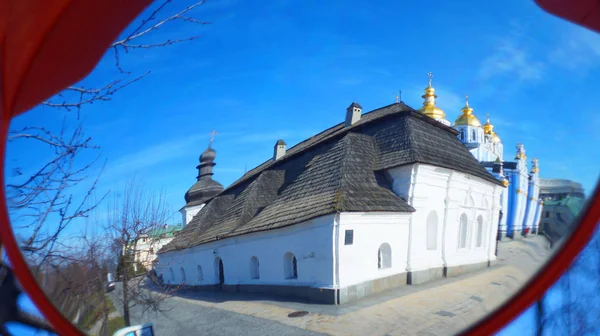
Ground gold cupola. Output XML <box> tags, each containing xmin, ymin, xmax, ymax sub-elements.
<box><xmin>418</xmin><ymin>72</ymin><xmax>447</xmax><ymax>120</ymax></box>
<box><xmin>454</xmin><ymin>95</ymin><xmax>482</xmax><ymax>127</ymax></box>
<box><xmin>491</xmin><ymin>131</ymin><xmax>501</xmax><ymax>143</ymax></box>
<box><xmin>483</xmin><ymin>114</ymin><xmax>501</xmax><ymax>143</ymax></box>
<box><xmin>483</xmin><ymin>115</ymin><xmax>494</xmax><ymax>134</ymax></box>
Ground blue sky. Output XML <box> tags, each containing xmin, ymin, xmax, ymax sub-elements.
<box><xmin>3</xmin><ymin>0</ymin><xmax>600</xmax><ymax>333</ymax></box>
<box><xmin>6</xmin><ymin>0</ymin><xmax>600</xmax><ymax>233</ymax></box>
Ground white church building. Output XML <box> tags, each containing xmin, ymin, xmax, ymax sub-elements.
<box><xmin>155</xmin><ymin>76</ymin><xmax>506</xmax><ymax>305</ymax></box>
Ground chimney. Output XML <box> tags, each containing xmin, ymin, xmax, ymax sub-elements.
<box><xmin>274</xmin><ymin>139</ymin><xmax>286</xmax><ymax>161</ymax></box>
<box><xmin>345</xmin><ymin>102</ymin><xmax>362</xmax><ymax>127</ymax></box>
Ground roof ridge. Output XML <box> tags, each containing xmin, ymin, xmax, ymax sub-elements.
<box><xmin>226</xmin><ymin>103</ymin><xmax>414</xmax><ymax>191</ymax></box>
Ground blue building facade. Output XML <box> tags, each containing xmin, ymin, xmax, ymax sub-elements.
<box><xmin>417</xmin><ymin>75</ymin><xmax>543</xmax><ymax>239</ymax></box>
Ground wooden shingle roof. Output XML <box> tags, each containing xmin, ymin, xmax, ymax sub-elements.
<box><xmin>160</xmin><ymin>102</ymin><xmax>503</xmax><ymax>253</ymax></box>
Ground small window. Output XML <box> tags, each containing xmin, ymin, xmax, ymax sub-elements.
<box><xmin>476</xmin><ymin>216</ymin><xmax>484</xmax><ymax>248</ymax></box>
<box><xmin>377</xmin><ymin>243</ymin><xmax>392</xmax><ymax>269</ymax></box>
<box><xmin>197</xmin><ymin>265</ymin><xmax>204</xmax><ymax>281</ymax></box>
<box><xmin>460</xmin><ymin>130</ymin><xmax>465</xmax><ymax>141</ymax></box>
<box><xmin>344</xmin><ymin>230</ymin><xmax>354</xmax><ymax>245</ymax></box>
<box><xmin>284</xmin><ymin>253</ymin><xmax>298</xmax><ymax>279</ymax></box>
<box><xmin>180</xmin><ymin>267</ymin><xmax>186</xmax><ymax>283</ymax></box>
<box><xmin>250</xmin><ymin>256</ymin><xmax>260</xmax><ymax>279</ymax></box>
<box><xmin>426</xmin><ymin>212</ymin><xmax>438</xmax><ymax>250</ymax></box>
<box><xmin>458</xmin><ymin>214</ymin><xmax>468</xmax><ymax>249</ymax></box>
<box><xmin>472</xmin><ymin>130</ymin><xmax>476</xmax><ymax>141</ymax></box>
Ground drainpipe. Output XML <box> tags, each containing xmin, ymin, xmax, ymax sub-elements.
<box><xmin>441</xmin><ymin>171</ymin><xmax>454</xmax><ymax>274</ymax></box>
<box><xmin>333</xmin><ymin>213</ymin><xmax>341</xmax><ymax>304</ymax></box>
<box><xmin>406</xmin><ymin>164</ymin><xmax>420</xmax><ymax>273</ymax></box>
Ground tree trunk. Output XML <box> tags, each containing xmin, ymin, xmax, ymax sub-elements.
<box><xmin>122</xmin><ymin>259</ymin><xmax>131</xmax><ymax>326</ymax></box>
<box><xmin>536</xmin><ymin>297</ymin><xmax>545</xmax><ymax>336</ymax></box>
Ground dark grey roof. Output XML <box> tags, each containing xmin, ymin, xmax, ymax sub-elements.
<box><xmin>275</xmin><ymin>139</ymin><xmax>286</xmax><ymax>146</ymax></box>
<box><xmin>160</xmin><ymin>102</ymin><xmax>503</xmax><ymax>253</ymax></box>
<box><xmin>348</xmin><ymin>102</ymin><xmax>362</xmax><ymax>109</ymax></box>
<box><xmin>184</xmin><ymin>178</ymin><xmax>224</xmax><ymax>207</ymax></box>
<box><xmin>503</xmin><ymin>162</ymin><xmax>518</xmax><ymax>170</ymax></box>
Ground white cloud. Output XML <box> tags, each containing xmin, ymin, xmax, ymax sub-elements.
<box><xmin>478</xmin><ymin>39</ymin><xmax>544</xmax><ymax>82</ymax></box>
<box><xmin>549</xmin><ymin>26</ymin><xmax>600</xmax><ymax>73</ymax></box>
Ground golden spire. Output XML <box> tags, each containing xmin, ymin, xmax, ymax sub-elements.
<box><xmin>515</xmin><ymin>143</ymin><xmax>526</xmax><ymax>160</ymax></box>
<box><xmin>531</xmin><ymin>157</ymin><xmax>539</xmax><ymax>173</ymax></box>
<box><xmin>418</xmin><ymin>72</ymin><xmax>447</xmax><ymax>120</ymax></box>
<box><xmin>454</xmin><ymin>95</ymin><xmax>482</xmax><ymax>127</ymax></box>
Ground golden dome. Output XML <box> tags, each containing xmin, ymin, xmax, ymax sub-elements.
<box><xmin>501</xmin><ymin>178</ymin><xmax>509</xmax><ymax>187</ymax></box>
<box><xmin>491</xmin><ymin>131</ymin><xmax>501</xmax><ymax>143</ymax></box>
<box><xmin>483</xmin><ymin>115</ymin><xmax>494</xmax><ymax>134</ymax></box>
<box><xmin>453</xmin><ymin>96</ymin><xmax>482</xmax><ymax>127</ymax></box>
<box><xmin>418</xmin><ymin>72</ymin><xmax>447</xmax><ymax>120</ymax></box>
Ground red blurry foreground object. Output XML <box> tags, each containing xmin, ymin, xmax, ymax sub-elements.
<box><xmin>535</xmin><ymin>0</ymin><xmax>600</xmax><ymax>33</ymax></box>
<box><xmin>0</xmin><ymin>0</ymin><xmax>598</xmax><ymax>335</ymax></box>
<box><xmin>0</xmin><ymin>1</ymin><xmax>152</xmax><ymax>335</ymax></box>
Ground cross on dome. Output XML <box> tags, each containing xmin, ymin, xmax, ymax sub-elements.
<box><xmin>209</xmin><ymin>130</ymin><xmax>218</xmax><ymax>146</ymax></box>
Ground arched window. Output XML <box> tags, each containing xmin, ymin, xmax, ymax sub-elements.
<box><xmin>458</xmin><ymin>214</ymin><xmax>468</xmax><ymax>249</ymax></box>
<box><xmin>169</xmin><ymin>267</ymin><xmax>175</xmax><ymax>282</ymax></box>
<box><xmin>250</xmin><ymin>256</ymin><xmax>260</xmax><ymax>279</ymax></box>
<box><xmin>378</xmin><ymin>243</ymin><xmax>392</xmax><ymax>269</ymax></box>
<box><xmin>283</xmin><ymin>253</ymin><xmax>297</xmax><ymax>279</ymax></box>
<box><xmin>460</xmin><ymin>129</ymin><xmax>465</xmax><ymax>141</ymax></box>
<box><xmin>472</xmin><ymin>130</ymin><xmax>476</xmax><ymax>141</ymax></box>
<box><xmin>180</xmin><ymin>267</ymin><xmax>187</xmax><ymax>284</ymax></box>
<box><xmin>197</xmin><ymin>265</ymin><xmax>204</xmax><ymax>281</ymax></box>
<box><xmin>476</xmin><ymin>216</ymin><xmax>484</xmax><ymax>248</ymax></box>
<box><xmin>426</xmin><ymin>212</ymin><xmax>438</xmax><ymax>250</ymax></box>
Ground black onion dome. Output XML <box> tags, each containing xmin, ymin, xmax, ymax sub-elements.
<box><xmin>200</xmin><ymin>147</ymin><xmax>216</xmax><ymax>162</ymax></box>
<box><xmin>184</xmin><ymin>179</ymin><xmax>224</xmax><ymax>206</ymax></box>
<box><xmin>185</xmin><ymin>146</ymin><xmax>223</xmax><ymax>207</ymax></box>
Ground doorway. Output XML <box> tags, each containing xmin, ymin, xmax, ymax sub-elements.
<box><xmin>218</xmin><ymin>259</ymin><xmax>224</xmax><ymax>285</ymax></box>
<box><xmin>215</xmin><ymin>257</ymin><xmax>224</xmax><ymax>288</ymax></box>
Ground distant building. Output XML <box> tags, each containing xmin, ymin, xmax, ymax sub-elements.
<box><xmin>128</xmin><ymin>224</ymin><xmax>184</xmax><ymax>272</ymax></box>
<box><xmin>538</xmin><ymin>179</ymin><xmax>586</xmax><ymax>242</ymax></box>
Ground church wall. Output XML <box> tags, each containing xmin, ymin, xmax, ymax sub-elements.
<box><xmin>499</xmin><ymin>189</ymin><xmax>509</xmax><ymax>238</ymax></box>
<box><xmin>532</xmin><ymin>202</ymin><xmax>543</xmax><ymax>233</ymax></box>
<box><xmin>506</xmin><ymin>166</ymin><xmax>528</xmax><ymax>237</ymax></box>
<box><xmin>155</xmin><ymin>214</ymin><xmax>336</xmax><ymax>288</ymax></box>
<box><xmin>180</xmin><ymin>203</ymin><xmax>205</xmax><ymax>226</ymax></box>
<box><xmin>524</xmin><ymin>177</ymin><xmax>540</xmax><ymax>231</ymax></box>
<box><xmin>388</xmin><ymin>164</ymin><xmax>501</xmax><ymax>283</ymax></box>
<box><xmin>336</xmin><ymin>212</ymin><xmax>411</xmax><ymax>288</ymax></box>
<box><xmin>442</xmin><ymin>172</ymin><xmax>501</xmax><ymax>271</ymax></box>
<box><xmin>397</xmin><ymin>164</ymin><xmax>448</xmax><ymax>273</ymax></box>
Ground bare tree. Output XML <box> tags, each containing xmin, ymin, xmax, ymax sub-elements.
<box><xmin>534</xmin><ymin>229</ymin><xmax>600</xmax><ymax>335</ymax></box>
<box><xmin>2</xmin><ymin>1</ymin><xmax>209</xmax><ymax>334</ymax></box>
<box><xmin>105</xmin><ymin>178</ymin><xmax>178</xmax><ymax>327</ymax></box>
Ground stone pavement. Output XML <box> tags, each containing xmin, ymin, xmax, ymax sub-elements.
<box><xmin>164</xmin><ymin>235</ymin><xmax>551</xmax><ymax>336</ymax></box>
